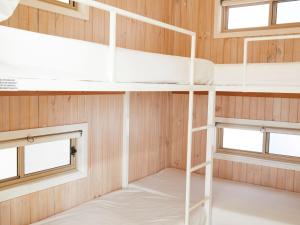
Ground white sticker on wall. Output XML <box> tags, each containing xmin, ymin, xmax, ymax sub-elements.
<box><xmin>0</xmin><ymin>79</ymin><xmax>18</xmax><ymax>89</ymax></box>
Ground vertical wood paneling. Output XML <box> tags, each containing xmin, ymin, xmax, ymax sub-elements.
<box><xmin>1</xmin><ymin>0</ymin><xmax>300</xmax><ymax>223</ymax></box>
<box><xmin>0</xmin><ymin>94</ymin><xmax>129</xmax><ymax>224</ymax></box>
<box><xmin>0</xmin><ymin>201</ymin><xmax>10</xmax><ymax>225</ymax></box>
<box><xmin>30</xmin><ymin>189</ymin><xmax>55</xmax><ymax>223</ymax></box>
<box><xmin>171</xmin><ymin>93</ymin><xmax>300</xmax><ymax>193</ymax></box>
<box><xmin>0</xmin><ymin>97</ymin><xmax>9</xmax><ymax>132</ymax></box>
<box><xmin>129</xmin><ymin>92</ymin><xmax>171</xmax><ymax>182</ymax></box>
<box><xmin>3</xmin><ymin>0</ymin><xmax>300</xmax><ymax>62</ymax></box>
<box><xmin>10</xmin><ymin>195</ymin><xmax>31</xmax><ymax>225</ymax></box>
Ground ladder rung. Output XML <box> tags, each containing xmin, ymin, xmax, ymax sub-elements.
<box><xmin>190</xmin><ymin>161</ymin><xmax>211</xmax><ymax>173</ymax></box>
<box><xmin>192</xmin><ymin>126</ymin><xmax>207</xmax><ymax>133</ymax></box>
<box><xmin>189</xmin><ymin>197</ymin><xmax>210</xmax><ymax>212</ymax></box>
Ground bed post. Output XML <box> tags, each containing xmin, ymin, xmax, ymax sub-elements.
<box><xmin>184</xmin><ymin>33</ymin><xmax>196</xmax><ymax>225</ymax></box>
<box><xmin>205</xmin><ymin>89</ymin><xmax>216</xmax><ymax>225</ymax></box>
<box><xmin>108</xmin><ymin>10</ymin><xmax>117</xmax><ymax>82</ymax></box>
<box><xmin>122</xmin><ymin>92</ymin><xmax>130</xmax><ymax>188</ymax></box>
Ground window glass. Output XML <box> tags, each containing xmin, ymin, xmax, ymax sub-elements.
<box><xmin>0</xmin><ymin>148</ymin><xmax>18</xmax><ymax>180</ymax></box>
<box><xmin>276</xmin><ymin>1</ymin><xmax>300</xmax><ymax>24</ymax></box>
<box><xmin>57</xmin><ymin>0</ymin><xmax>70</xmax><ymax>3</ymax></box>
<box><xmin>223</xmin><ymin>128</ymin><xmax>263</xmax><ymax>152</ymax></box>
<box><xmin>227</xmin><ymin>4</ymin><xmax>270</xmax><ymax>29</ymax></box>
<box><xmin>269</xmin><ymin>133</ymin><xmax>300</xmax><ymax>157</ymax></box>
<box><xmin>25</xmin><ymin>139</ymin><xmax>71</xmax><ymax>174</ymax></box>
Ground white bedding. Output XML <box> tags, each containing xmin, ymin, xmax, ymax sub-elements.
<box><xmin>32</xmin><ymin>188</ymin><xmax>206</xmax><ymax>225</ymax></box>
<box><xmin>132</xmin><ymin>168</ymin><xmax>300</xmax><ymax>225</ymax></box>
<box><xmin>0</xmin><ymin>25</ymin><xmax>214</xmax><ymax>85</ymax></box>
<box><xmin>1</xmin><ymin>26</ymin><xmax>300</xmax><ymax>89</ymax></box>
<box><xmin>214</xmin><ymin>63</ymin><xmax>300</xmax><ymax>86</ymax></box>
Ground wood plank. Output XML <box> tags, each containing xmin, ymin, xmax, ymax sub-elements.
<box><xmin>10</xmin><ymin>195</ymin><xmax>31</xmax><ymax>225</ymax></box>
<box><xmin>30</xmin><ymin>189</ymin><xmax>55</xmax><ymax>223</ymax></box>
<box><xmin>0</xmin><ymin>201</ymin><xmax>10</xmax><ymax>225</ymax></box>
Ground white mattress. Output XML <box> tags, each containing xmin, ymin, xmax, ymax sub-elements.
<box><xmin>214</xmin><ymin>63</ymin><xmax>300</xmax><ymax>86</ymax></box>
<box><xmin>0</xmin><ymin>25</ymin><xmax>214</xmax><ymax>85</ymax></box>
<box><xmin>32</xmin><ymin>188</ymin><xmax>206</xmax><ymax>225</ymax></box>
<box><xmin>132</xmin><ymin>168</ymin><xmax>300</xmax><ymax>225</ymax></box>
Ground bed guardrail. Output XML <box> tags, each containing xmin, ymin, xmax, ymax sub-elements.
<box><xmin>72</xmin><ymin>1</ymin><xmax>213</xmax><ymax>225</ymax></box>
<box><xmin>243</xmin><ymin>34</ymin><xmax>300</xmax><ymax>90</ymax></box>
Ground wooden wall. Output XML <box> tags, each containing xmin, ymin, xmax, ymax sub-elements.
<box><xmin>129</xmin><ymin>92</ymin><xmax>171</xmax><ymax>182</ymax></box>
<box><xmin>167</xmin><ymin>0</ymin><xmax>300</xmax><ymax>63</ymax></box>
<box><xmin>170</xmin><ymin>93</ymin><xmax>300</xmax><ymax>193</ymax></box>
<box><xmin>1</xmin><ymin>0</ymin><xmax>299</xmax><ymax>63</ymax></box>
<box><xmin>0</xmin><ymin>94</ymin><xmax>123</xmax><ymax>225</ymax></box>
<box><xmin>0</xmin><ymin>0</ymin><xmax>300</xmax><ymax>224</ymax></box>
<box><xmin>0</xmin><ymin>92</ymin><xmax>171</xmax><ymax>225</ymax></box>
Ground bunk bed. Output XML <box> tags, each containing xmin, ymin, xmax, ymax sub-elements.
<box><xmin>1</xmin><ymin>0</ymin><xmax>300</xmax><ymax>225</ymax></box>
<box><xmin>34</xmin><ymin>168</ymin><xmax>300</xmax><ymax>225</ymax></box>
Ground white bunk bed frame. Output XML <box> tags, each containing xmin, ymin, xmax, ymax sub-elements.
<box><xmin>2</xmin><ymin>0</ymin><xmax>300</xmax><ymax>225</ymax></box>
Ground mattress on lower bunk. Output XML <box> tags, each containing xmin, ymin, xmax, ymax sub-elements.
<box><xmin>32</xmin><ymin>188</ymin><xmax>206</xmax><ymax>225</ymax></box>
<box><xmin>0</xmin><ymin>25</ymin><xmax>213</xmax><ymax>85</ymax></box>
<box><xmin>132</xmin><ymin>168</ymin><xmax>300</xmax><ymax>225</ymax></box>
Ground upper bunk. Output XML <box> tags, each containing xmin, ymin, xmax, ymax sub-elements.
<box><xmin>0</xmin><ymin>0</ymin><xmax>300</xmax><ymax>93</ymax></box>
<box><xmin>0</xmin><ymin>25</ymin><xmax>213</xmax><ymax>92</ymax></box>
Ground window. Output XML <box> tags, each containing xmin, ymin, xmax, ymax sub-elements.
<box><xmin>222</xmin><ymin>128</ymin><xmax>263</xmax><ymax>152</ymax></box>
<box><xmin>0</xmin><ymin>148</ymin><xmax>17</xmax><ymax>181</ymax></box>
<box><xmin>0</xmin><ymin>130</ymin><xmax>80</xmax><ymax>189</ymax></box>
<box><xmin>215</xmin><ymin>0</ymin><xmax>300</xmax><ymax>38</ymax></box>
<box><xmin>217</xmin><ymin>124</ymin><xmax>300</xmax><ymax>163</ymax></box>
<box><xmin>269</xmin><ymin>132</ymin><xmax>300</xmax><ymax>157</ymax></box>
<box><xmin>276</xmin><ymin>1</ymin><xmax>300</xmax><ymax>24</ymax></box>
<box><xmin>227</xmin><ymin>4</ymin><xmax>270</xmax><ymax>30</ymax></box>
<box><xmin>40</xmin><ymin>0</ymin><xmax>77</xmax><ymax>10</ymax></box>
<box><xmin>20</xmin><ymin>0</ymin><xmax>89</xmax><ymax>20</ymax></box>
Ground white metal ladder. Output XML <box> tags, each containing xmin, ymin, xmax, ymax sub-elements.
<box><xmin>184</xmin><ymin>90</ymin><xmax>216</xmax><ymax>225</ymax></box>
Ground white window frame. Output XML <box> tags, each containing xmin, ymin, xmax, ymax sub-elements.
<box><xmin>215</xmin><ymin>117</ymin><xmax>300</xmax><ymax>171</ymax></box>
<box><xmin>214</xmin><ymin>0</ymin><xmax>300</xmax><ymax>38</ymax></box>
<box><xmin>0</xmin><ymin>123</ymin><xmax>88</xmax><ymax>202</ymax></box>
<box><xmin>20</xmin><ymin>0</ymin><xmax>89</xmax><ymax>20</ymax></box>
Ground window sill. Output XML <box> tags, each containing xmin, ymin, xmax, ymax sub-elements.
<box><xmin>20</xmin><ymin>0</ymin><xmax>89</xmax><ymax>20</ymax></box>
<box><xmin>214</xmin><ymin>26</ymin><xmax>300</xmax><ymax>39</ymax></box>
<box><xmin>0</xmin><ymin>123</ymin><xmax>88</xmax><ymax>203</ymax></box>
<box><xmin>214</xmin><ymin>152</ymin><xmax>300</xmax><ymax>172</ymax></box>
<box><xmin>0</xmin><ymin>170</ymin><xmax>87</xmax><ymax>202</ymax></box>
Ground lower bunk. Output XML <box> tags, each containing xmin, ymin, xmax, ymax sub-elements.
<box><xmin>32</xmin><ymin>168</ymin><xmax>300</xmax><ymax>225</ymax></box>
<box><xmin>32</xmin><ymin>186</ymin><xmax>205</xmax><ymax>225</ymax></box>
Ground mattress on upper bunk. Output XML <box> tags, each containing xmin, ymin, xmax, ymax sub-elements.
<box><xmin>31</xmin><ymin>188</ymin><xmax>206</xmax><ymax>225</ymax></box>
<box><xmin>214</xmin><ymin>63</ymin><xmax>300</xmax><ymax>86</ymax></box>
<box><xmin>131</xmin><ymin>168</ymin><xmax>300</xmax><ymax>225</ymax></box>
<box><xmin>0</xmin><ymin>25</ymin><xmax>214</xmax><ymax>85</ymax></box>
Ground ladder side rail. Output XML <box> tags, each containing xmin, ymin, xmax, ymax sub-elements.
<box><xmin>184</xmin><ymin>32</ymin><xmax>197</xmax><ymax>225</ymax></box>
<box><xmin>204</xmin><ymin>89</ymin><xmax>216</xmax><ymax>225</ymax></box>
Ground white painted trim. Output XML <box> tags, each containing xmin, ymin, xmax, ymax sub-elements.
<box><xmin>3</xmin><ymin>78</ymin><xmax>212</xmax><ymax>92</ymax></box>
<box><xmin>108</xmin><ymin>11</ymin><xmax>117</xmax><ymax>82</ymax></box>
<box><xmin>0</xmin><ymin>123</ymin><xmax>88</xmax><ymax>202</ymax></box>
<box><xmin>215</xmin><ymin>117</ymin><xmax>300</xmax><ymax>130</ymax></box>
<box><xmin>122</xmin><ymin>92</ymin><xmax>130</xmax><ymax>188</ymax></box>
<box><xmin>205</xmin><ymin>89</ymin><xmax>216</xmax><ymax>225</ymax></box>
<box><xmin>184</xmin><ymin>90</ymin><xmax>194</xmax><ymax>225</ymax></box>
<box><xmin>20</xmin><ymin>0</ymin><xmax>89</xmax><ymax>20</ymax></box>
<box><xmin>214</xmin><ymin>85</ymin><xmax>300</xmax><ymax>94</ymax></box>
<box><xmin>214</xmin><ymin>152</ymin><xmax>300</xmax><ymax>171</ymax></box>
